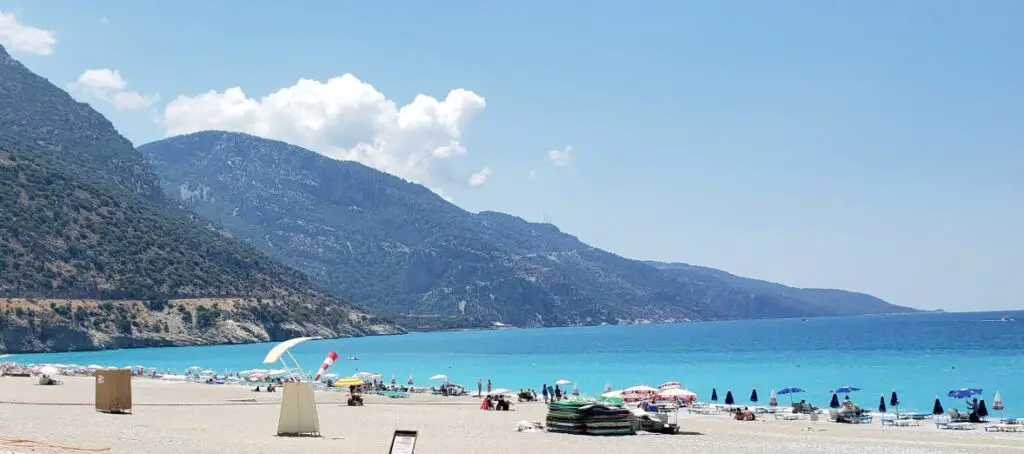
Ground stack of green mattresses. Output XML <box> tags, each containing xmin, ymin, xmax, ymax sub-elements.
<box><xmin>545</xmin><ymin>400</ymin><xmax>588</xmax><ymax>434</ymax></box>
<box><xmin>546</xmin><ymin>400</ymin><xmax>636</xmax><ymax>436</ymax></box>
<box><xmin>578</xmin><ymin>403</ymin><xmax>635</xmax><ymax>436</ymax></box>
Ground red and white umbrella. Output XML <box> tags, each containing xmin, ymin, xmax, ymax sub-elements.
<box><xmin>993</xmin><ymin>391</ymin><xmax>1004</xmax><ymax>411</ymax></box>
<box><xmin>769</xmin><ymin>389</ymin><xmax>778</xmax><ymax>407</ymax></box>
<box><xmin>622</xmin><ymin>385</ymin><xmax>659</xmax><ymax>402</ymax></box>
<box><xmin>656</xmin><ymin>388</ymin><xmax>698</xmax><ymax>403</ymax></box>
<box><xmin>659</xmin><ymin>381</ymin><xmax>682</xmax><ymax>391</ymax></box>
<box><xmin>313</xmin><ymin>351</ymin><xmax>338</xmax><ymax>381</ymax></box>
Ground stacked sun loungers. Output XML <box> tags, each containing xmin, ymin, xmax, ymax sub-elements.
<box><xmin>545</xmin><ymin>400</ymin><xmax>636</xmax><ymax>436</ymax></box>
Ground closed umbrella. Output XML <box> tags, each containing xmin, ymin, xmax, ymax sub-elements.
<box><xmin>829</xmin><ymin>393</ymin><xmax>841</xmax><ymax>409</ymax></box>
<box><xmin>724</xmin><ymin>390</ymin><xmax>735</xmax><ymax>406</ymax></box>
<box><xmin>750</xmin><ymin>388</ymin><xmax>759</xmax><ymax>404</ymax></box>
<box><xmin>890</xmin><ymin>390</ymin><xmax>900</xmax><ymax>416</ymax></box>
<box><xmin>604</xmin><ymin>382</ymin><xmax>612</xmax><ymax>393</ymax></box>
<box><xmin>711</xmin><ymin>388</ymin><xmax>719</xmax><ymax>402</ymax></box>
<box><xmin>878</xmin><ymin>395</ymin><xmax>887</xmax><ymax>413</ymax></box>
<box><xmin>978</xmin><ymin>400</ymin><xmax>989</xmax><ymax>418</ymax></box>
<box><xmin>932</xmin><ymin>397</ymin><xmax>944</xmax><ymax>416</ymax></box>
<box><xmin>769</xmin><ymin>390</ymin><xmax>778</xmax><ymax>408</ymax></box>
<box><xmin>992</xmin><ymin>391</ymin><xmax>1004</xmax><ymax>414</ymax></box>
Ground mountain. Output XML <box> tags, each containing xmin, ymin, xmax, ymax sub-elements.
<box><xmin>0</xmin><ymin>46</ymin><xmax>401</xmax><ymax>353</ymax></box>
<box><xmin>644</xmin><ymin>261</ymin><xmax>912</xmax><ymax>317</ymax></box>
<box><xmin>139</xmin><ymin>131</ymin><xmax>916</xmax><ymax>328</ymax></box>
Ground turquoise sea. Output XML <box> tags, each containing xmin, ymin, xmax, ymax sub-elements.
<box><xmin>9</xmin><ymin>311</ymin><xmax>1023</xmax><ymax>417</ymax></box>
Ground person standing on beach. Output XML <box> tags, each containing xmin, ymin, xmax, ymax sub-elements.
<box><xmin>542</xmin><ymin>384</ymin><xmax>549</xmax><ymax>403</ymax></box>
<box><xmin>477</xmin><ymin>378</ymin><xmax>483</xmax><ymax>397</ymax></box>
<box><xmin>487</xmin><ymin>378</ymin><xmax>492</xmax><ymax>393</ymax></box>
<box><xmin>554</xmin><ymin>385</ymin><xmax>562</xmax><ymax>401</ymax></box>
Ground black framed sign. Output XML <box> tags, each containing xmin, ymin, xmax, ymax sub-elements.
<box><xmin>389</xmin><ymin>430</ymin><xmax>418</xmax><ymax>454</ymax></box>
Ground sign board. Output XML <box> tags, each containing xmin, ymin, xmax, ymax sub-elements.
<box><xmin>389</xmin><ymin>430</ymin><xmax>417</xmax><ymax>454</ymax></box>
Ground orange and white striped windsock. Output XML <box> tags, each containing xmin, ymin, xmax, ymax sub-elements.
<box><xmin>314</xmin><ymin>351</ymin><xmax>338</xmax><ymax>380</ymax></box>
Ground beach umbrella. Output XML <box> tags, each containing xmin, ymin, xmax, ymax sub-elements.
<box><xmin>834</xmin><ymin>386</ymin><xmax>860</xmax><ymax>394</ymax></box>
<box><xmin>878</xmin><ymin>395</ymin><xmax>887</xmax><ymax>413</ymax></box>
<box><xmin>491</xmin><ymin>388</ymin><xmax>511</xmax><ymax>395</ymax></box>
<box><xmin>978</xmin><ymin>400</ymin><xmax>989</xmax><ymax>418</ymax></box>
<box><xmin>992</xmin><ymin>391</ymin><xmax>1004</xmax><ymax>412</ymax></box>
<box><xmin>390</xmin><ymin>374</ymin><xmax>397</xmax><ymax>385</ymax></box>
<box><xmin>889</xmin><ymin>390</ymin><xmax>899</xmax><ymax>407</ymax></box>
<box><xmin>724</xmin><ymin>390</ymin><xmax>735</xmax><ymax>406</ymax></box>
<box><xmin>776</xmin><ymin>387</ymin><xmax>805</xmax><ymax>404</ymax></box>
<box><xmin>407</xmin><ymin>375</ymin><xmax>414</xmax><ymax>385</ymax></box>
<box><xmin>659</xmin><ymin>381</ymin><xmax>682</xmax><ymax>391</ymax></box>
<box><xmin>711</xmin><ymin>388</ymin><xmax>719</xmax><ymax>402</ymax></box>
<box><xmin>769</xmin><ymin>390</ymin><xmax>778</xmax><ymax>407</ymax></box>
<box><xmin>657</xmin><ymin>388</ymin><xmax>698</xmax><ymax>402</ymax></box>
<box><xmin>572</xmin><ymin>384</ymin><xmax>579</xmax><ymax>396</ymax></box>
<box><xmin>429</xmin><ymin>374</ymin><xmax>448</xmax><ymax>380</ymax></box>
<box><xmin>554</xmin><ymin>379</ymin><xmax>571</xmax><ymax>386</ymax></box>
<box><xmin>829</xmin><ymin>393</ymin><xmax>841</xmax><ymax>409</ymax></box>
<box><xmin>947</xmin><ymin>388</ymin><xmax>983</xmax><ymax>399</ymax></box>
<box><xmin>750</xmin><ymin>388</ymin><xmax>759</xmax><ymax>404</ymax></box>
<box><xmin>39</xmin><ymin>365</ymin><xmax>59</xmax><ymax>376</ymax></box>
<box><xmin>624</xmin><ymin>385</ymin><xmax>659</xmax><ymax>393</ymax></box>
<box><xmin>604</xmin><ymin>382</ymin><xmax>612</xmax><ymax>393</ymax></box>
<box><xmin>932</xmin><ymin>397</ymin><xmax>945</xmax><ymax>416</ymax></box>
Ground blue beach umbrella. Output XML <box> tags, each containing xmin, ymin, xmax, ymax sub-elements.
<box><xmin>890</xmin><ymin>390</ymin><xmax>900</xmax><ymax>415</ymax></box>
<box><xmin>725</xmin><ymin>390</ymin><xmax>735</xmax><ymax>406</ymax></box>
<box><xmin>829</xmin><ymin>393</ymin><xmax>841</xmax><ymax>409</ymax></box>
<box><xmin>978</xmin><ymin>400</ymin><xmax>989</xmax><ymax>418</ymax></box>
<box><xmin>711</xmin><ymin>388</ymin><xmax>718</xmax><ymax>402</ymax></box>
<box><xmin>750</xmin><ymin>388</ymin><xmax>759</xmax><ymax>404</ymax></box>
<box><xmin>834</xmin><ymin>386</ymin><xmax>861</xmax><ymax>394</ymax></box>
<box><xmin>776</xmin><ymin>387</ymin><xmax>805</xmax><ymax>404</ymax></box>
<box><xmin>948</xmin><ymin>388</ymin><xmax>983</xmax><ymax>399</ymax></box>
<box><xmin>878</xmin><ymin>395</ymin><xmax>887</xmax><ymax>413</ymax></box>
<box><xmin>932</xmin><ymin>397</ymin><xmax>945</xmax><ymax>416</ymax></box>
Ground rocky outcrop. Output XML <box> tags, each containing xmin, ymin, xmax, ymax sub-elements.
<box><xmin>0</xmin><ymin>298</ymin><xmax>403</xmax><ymax>354</ymax></box>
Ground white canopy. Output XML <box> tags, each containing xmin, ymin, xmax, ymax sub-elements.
<box><xmin>554</xmin><ymin>379</ymin><xmax>571</xmax><ymax>385</ymax></box>
<box><xmin>430</xmin><ymin>374</ymin><xmax>448</xmax><ymax>381</ymax></box>
<box><xmin>262</xmin><ymin>336</ymin><xmax>321</xmax><ymax>365</ymax></box>
<box><xmin>491</xmin><ymin>388</ymin><xmax>511</xmax><ymax>395</ymax></box>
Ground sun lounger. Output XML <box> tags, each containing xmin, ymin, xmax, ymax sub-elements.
<box><xmin>985</xmin><ymin>424</ymin><xmax>1023</xmax><ymax>433</ymax></box>
<box><xmin>941</xmin><ymin>422</ymin><xmax>976</xmax><ymax>430</ymax></box>
<box><xmin>775</xmin><ymin>413</ymin><xmax>803</xmax><ymax>421</ymax></box>
<box><xmin>882</xmin><ymin>418</ymin><xmax>920</xmax><ymax>427</ymax></box>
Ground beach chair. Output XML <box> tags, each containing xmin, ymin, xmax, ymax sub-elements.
<box><xmin>985</xmin><ymin>424</ymin><xmax>1023</xmax><ymax>433</ymax></box>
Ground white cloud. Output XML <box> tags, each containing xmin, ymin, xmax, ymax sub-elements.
<box><xmin>468</xmin><ymin>167</ymin><xmax>491</xmax><ymax>187</ymax></box>
<box><xmin>100</xmin><ymin>17</ymin><xmax>109</xmax><ymax>25</ymax></box>
<box><xmin>548</xmin><ymin>145</ymin><xmax>573</xmax><ymax>167</ymax></box>
<box><xmin>0</xmin><ymin>11</ymin><xmax>56</xmax><ymax>55</ymax></box>
<box><xmin>71</xmin><ymin>68</ymin><xmax>160</xmax><ymax>110</ymax></box>
<box><xmin>528</xmin><ymin>169</ymin><xmax>538</xmax><ymax>179</ymax></box>
<box><xmin>162</xmin><ymin>74</ymin><xmax>486</xmax><ymax>186</ymax></box>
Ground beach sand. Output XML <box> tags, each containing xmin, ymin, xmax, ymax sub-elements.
<box><xmin>0</xmin><ymin>376</ymin><xmax>1020</xmax><ymax>453</ymax></box>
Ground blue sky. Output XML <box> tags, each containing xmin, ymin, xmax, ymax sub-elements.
<box><xmin>3</xmin><ymin>1</ymin><xmax>1022</xmax><ymax>311</ymax></box>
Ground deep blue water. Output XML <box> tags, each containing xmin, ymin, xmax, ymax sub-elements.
<box><xmin>9</xmin><ymin>311</ymin><xmax>1023</xmax><ymax>416</ymax></box>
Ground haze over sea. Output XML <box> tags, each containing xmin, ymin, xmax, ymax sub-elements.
<box><xmin>10</xmin><ymin>311</ymin><xmax>1022</xmax><ymax>417</ymax></box>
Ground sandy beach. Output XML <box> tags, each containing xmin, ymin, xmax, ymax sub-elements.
<box><xmin>0</xmin><ymin>376</ymin><xmax>1021</xmax><ymax>454</ymax></box>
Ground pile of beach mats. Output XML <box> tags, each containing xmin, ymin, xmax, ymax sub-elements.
<box><xmin>546</xmin><ymin>400</ymin><xmax>635</xmax><ymax>436</ymax></box>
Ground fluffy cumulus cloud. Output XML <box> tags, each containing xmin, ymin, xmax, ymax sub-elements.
<box><xmin>548</xmin><ymin>145</ymin><xmax>573</xmax><ymax>167</ymax></box>
<box><xmin>71</xmin><ymin>69</ymin><xmax>160</xmax><ymax>110</ymax></box>
<box><xmin>468</xmin><ymin>167</ymin><xmax>491</xmax><ymax>187</ymax></box>
<box><xmin>0</xmin><ymin>11</ymin><xmax>56</xmax><ymax>55</ymax></box>
<box><xmin>162</xmin><ymin>75</ymin><xmax>487</xmax><ymax>186</ymax></box>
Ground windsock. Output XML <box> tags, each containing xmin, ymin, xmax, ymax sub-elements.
<box><xmin>314</xmin><ymin>351</ymin><xmax>338</xmax><ymax>380</ymax></box>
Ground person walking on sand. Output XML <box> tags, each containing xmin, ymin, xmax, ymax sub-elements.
<box><xmin>487</xmin><ymin>378</ymin><xmax>492</xmax><ymax>393</ymax></box>
<box><xmin>542</xmin><ymin>384</ymin><xmax>549</xmax><ymax>403</ymax></box>
<box><xmin>554</xmin><ymin>385</ymin><xmax>562</xmax><ymax>402</ymax></box>
<box><xmin>477</xmin><ymin>378</ymin><xmax>483</xmax><ymax>397</ymax></box>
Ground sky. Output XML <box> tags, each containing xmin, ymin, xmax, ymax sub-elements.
<box><xmin>1</xmin><ymin>1</ymin><xmax>1021</xmax><ymax>312</ymax></box>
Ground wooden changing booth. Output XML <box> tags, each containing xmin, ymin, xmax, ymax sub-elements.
<box><xmin>95</xmin><ymin>369</ymin><xmax>133</xmax><ymax>414</ymax></box>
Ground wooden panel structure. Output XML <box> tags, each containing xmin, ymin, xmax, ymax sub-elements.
<box><xmin>95</xmin><ymin>369</ymin><xmax>132</xmax><ymax>414</ymax></box>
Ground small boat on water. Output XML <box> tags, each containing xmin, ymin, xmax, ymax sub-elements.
<box><xmin>1001</xmin><ymin>314</ymin><xmax>1014</xmax><ymax>322</ymax></box>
